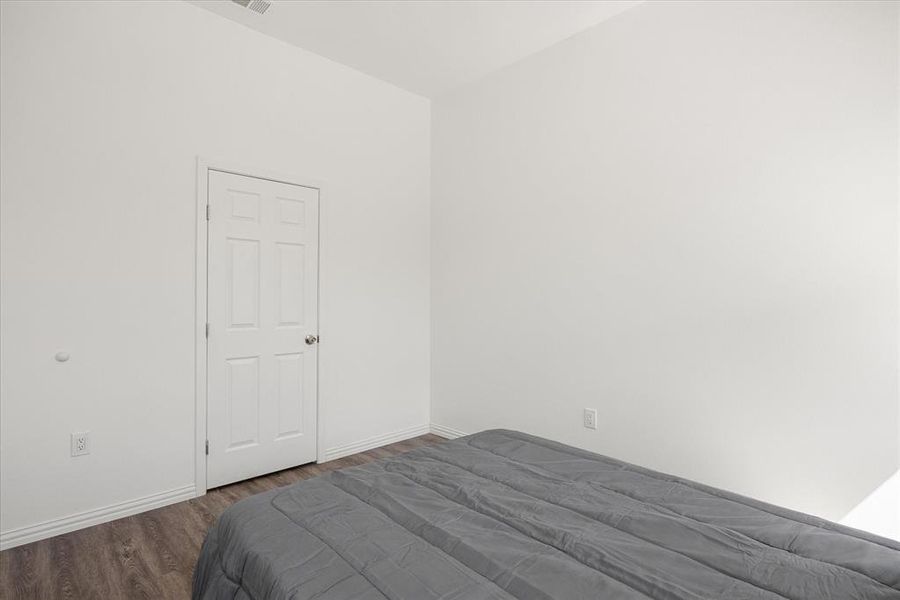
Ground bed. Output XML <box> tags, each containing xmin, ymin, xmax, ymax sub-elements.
<box><xmin>192</xmin><ymin>429</ymin><xmax>900</xmax><ymax>599</ymax></box>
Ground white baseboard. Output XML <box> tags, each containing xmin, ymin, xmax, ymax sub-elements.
<box><xmin>0</xmin><ymin>484</ymin><xmax>196</xmax><ymax>551</ymax></box>
<box><xmin>320</xmin><ymin>424</ymin><xmax>431</xmax><ymax>462</ymax></box>
<box><xmin>1</xmin><ymin>425</ymin><xmax>468</xmax><ymax>550</ymax></box>
<box><xmin>430</xmin><ymin>423</ymin><xmax>468</xmax><ymax>439</ymax></box>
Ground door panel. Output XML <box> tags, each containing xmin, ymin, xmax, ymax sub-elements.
<box><xmin>207</xmin><ymin>170</ymin><xmax>318</xmax><ymax>488</ymax></box>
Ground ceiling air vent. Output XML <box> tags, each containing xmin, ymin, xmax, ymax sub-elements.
<box><xmin>231</xmin><ymin>0</ymin><xmax>271</xmax><ymax>15</ymax></box>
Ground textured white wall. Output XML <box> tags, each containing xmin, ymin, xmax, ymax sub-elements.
<box><xmin>431</xmin><ymin>0</ymin><xmax>899</xmax><ymax>521</ymax></box>
<box><xmin>0</xmin><ymin>0</ymin><xmax>430</xmax><ymax>541</ymax></box>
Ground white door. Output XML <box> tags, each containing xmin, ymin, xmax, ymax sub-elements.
<box><xmin>206</xmin><ymin>169</ymin><xmax>319</xmax><ymax>488</ymax></box>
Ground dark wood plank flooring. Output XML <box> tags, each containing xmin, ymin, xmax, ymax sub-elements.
<box><xmin>0</xmin><ymin>433</ymin><xmax>445</xmax><ymax>600</ymax></box>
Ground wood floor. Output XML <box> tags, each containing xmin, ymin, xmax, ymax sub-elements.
<box><xmin>0</xmin><ymin>433</ymin><xmax>445</xmax><ymax>600</ymax></box>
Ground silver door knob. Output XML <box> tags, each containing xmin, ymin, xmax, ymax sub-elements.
<box><xmin>305</xmin><ymin>335</ymin><xmax>319</xmax><ymax>345</ymax></box>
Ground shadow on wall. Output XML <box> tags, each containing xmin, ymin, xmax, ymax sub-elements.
<box><xmin>840</xmin><ymin>470</ymin><xmax>900</xmax><ymax>541</ymax></box>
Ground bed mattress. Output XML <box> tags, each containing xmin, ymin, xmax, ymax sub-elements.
<box><xmin>192</xmin><ymin>429</ymin><xmax>900</xmax><ymax>599</ymax></box>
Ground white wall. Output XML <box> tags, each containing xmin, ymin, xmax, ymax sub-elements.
<box><xmin>840</xmin><ymin>469</ymin><xmax>900</xmax><ymax>541</ymax></box>
<box><xmin>0</xmin><ymin>0</ymin><xmax>430</xmax><ymax>546</ymax></box>
<box><xmin>431</xmin><ymin>0</ymin><xmax>899</xmax><ymax>521</ymax></box>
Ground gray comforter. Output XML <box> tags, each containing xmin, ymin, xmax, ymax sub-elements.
<box><xmin>193</xmin><ymin>429</ymin><xmax>900</xmax><ymax>599</ymax></box>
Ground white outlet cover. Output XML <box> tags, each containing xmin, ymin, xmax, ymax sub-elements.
<box><xmin>583</xmin><ymin>408</ymin><xmax>598</xmax><ymax>430</ymax></box>
<box><xmin>71</xmin><ymin>431</ymin><xmax>90</xmax><ymax>456</ymax></box>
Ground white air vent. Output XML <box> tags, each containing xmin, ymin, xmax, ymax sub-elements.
<box><xmin>248</xmin><ymin>0</ymin><xmax>270</xmax><ymax>14</ymax></box>
<box><xmin>231</xmin><ymin>0</ymin><xmax>271</xmax><ymax>15</ymax></box>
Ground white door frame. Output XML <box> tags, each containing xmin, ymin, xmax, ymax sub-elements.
<box><xmin>194</xmin><ymin>156</ymin><xmax>326</xmax><ymax>496</ymax></box>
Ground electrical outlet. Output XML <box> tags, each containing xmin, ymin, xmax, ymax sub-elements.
<box><xmin>583</xmin><ymin>408</ymin><xmax>598</xmax><ymax>430</ymax></box>
<box><xmin>71</xmin><ymin>432</ymin><xmax>90</xmax><ymax>457</ymax></box>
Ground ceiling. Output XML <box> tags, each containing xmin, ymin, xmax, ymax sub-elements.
<box><xmin>187</xmin><ymin>0</ymin><xmax>643</xmax><ymax>98</ymax></box>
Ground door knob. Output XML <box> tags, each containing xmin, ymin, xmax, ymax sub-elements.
<box><xmin>305</xmin><ymin>334</ymin><xmax>319</xmax><ymax>345</ymax></box>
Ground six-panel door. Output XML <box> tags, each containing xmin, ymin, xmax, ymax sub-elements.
<box><xmin>206</xmin><ymin>170</ymin><xmax>318</xmax><ymax>488</ymax></box>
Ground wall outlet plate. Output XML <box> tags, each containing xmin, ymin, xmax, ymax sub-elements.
<box><xmin>71</xmin><ymin>432</ymin><xmax>90</xmax><ymax>456</ymax></box>
<box><xmin>583</xmin><ymin>408</ymin><xmax>598</xmax><ymax>430</ymax></box>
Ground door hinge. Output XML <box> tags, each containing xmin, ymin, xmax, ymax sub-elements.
<box><xmin>206</xmin><ymin>204</ymin><xmax>211</xmax><ymax>220</ymax></box>
<box><xmin>205</xmin><ymin>440</ymin><xmax>209</xmax><ymax>455</ymax></box>
<box><xmin>205</xmin><ymin>323</ymin><xmax>210</xmax><ymax>338</ymax></box>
